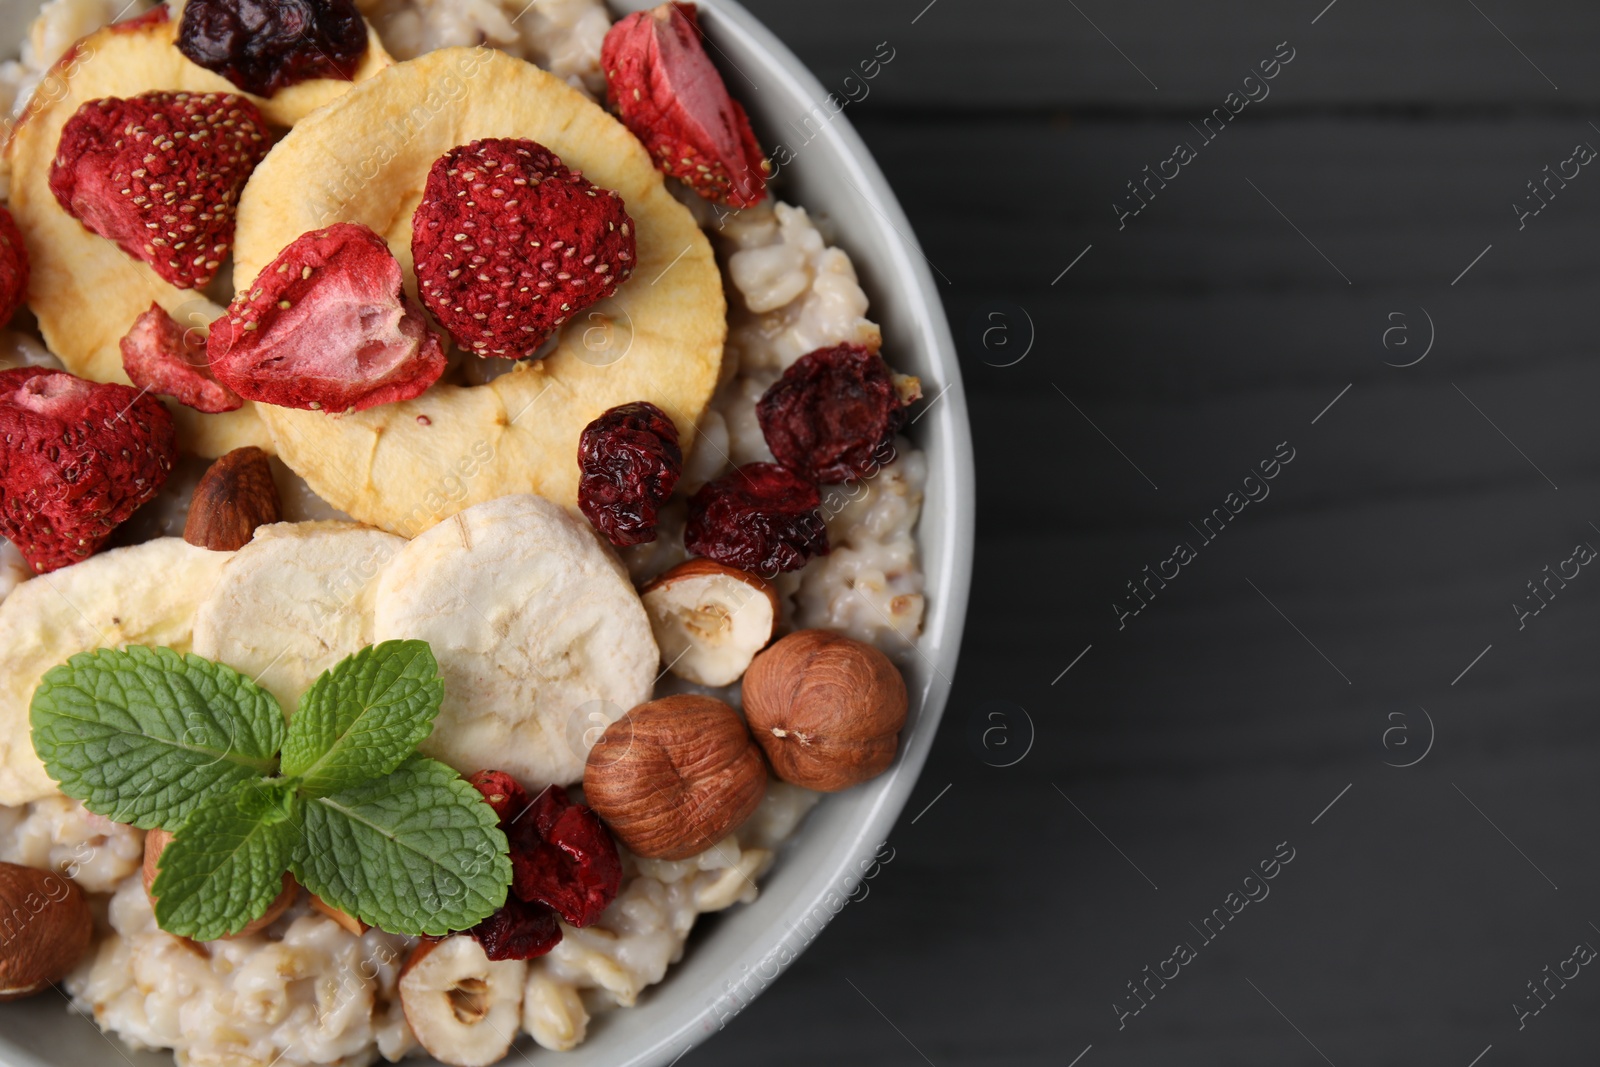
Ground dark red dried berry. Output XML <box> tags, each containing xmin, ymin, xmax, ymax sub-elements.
<box><xmin>509</xmin><ymin>785</ymin><xmax>623</xmax><ymax>928</ymax></box>
<box><xmin>468</xmin><ymin>770</ymin><xmax>531</xmax><ymax>824</ymax></box>
<box><xmin>470</xmin><ymin>895</ymin><xmax>563</xmax><ymax>961</ymax></box>
<box><xmin>757</xmin><ymin>343</ymin><xmax>915</xmax><ymax>484</ymax></box>
<box><xmin>577</xmin><ymin>401</ymin><xmax>682</xmax><ymax>547</ymax></box>
<box><xmin>177</xmin><ymin>0</ymin><xmax>368</xmax><ymax>98</ymax></box>
<box><xmin>684</xmin><ymin>462</ymin><xmax>829</xmax><ymax>575</ymax></box>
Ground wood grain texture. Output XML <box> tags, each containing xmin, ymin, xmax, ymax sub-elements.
<box><xmin>690</xmin><ymin>2</ymin><xmax>1600</xmax><ymax>1065</ymax></box>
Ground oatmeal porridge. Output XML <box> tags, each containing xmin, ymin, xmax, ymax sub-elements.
<box><xmin>0</xmin><ymin>1</ymin><xmax>929</xmax><ymax>1065</ymax></box>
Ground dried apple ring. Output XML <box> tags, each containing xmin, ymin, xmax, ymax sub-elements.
<box><xmin>4</xmin><ymin>9</ymin><xmax>392</xmax><ymax>458</ymax></box>
<box><xmin>230</xmin><ymin>47</ymin><xmax>725</xmax><ymax>535</ymax></box>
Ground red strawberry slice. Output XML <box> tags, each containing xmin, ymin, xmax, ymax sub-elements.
<box><xmin>49</xmin><ymin>91</ymin><xmax>271</xmax><ymax>290</ymax></box>
<box><xmin>0</xmin><ymin>367</ymin><xmax>176</xmax><ymax>573</ymax></box>
<box><xmin>410</xmin><ymin>138</ymin><xmax>637</xmax><ymax>359</ymax></box>
<box><xmin>208</xmin><ymin>222</ymin><xmax>446</xmax><ymax>413</ymax></box>
<box><xmin>120</xmin><ymin>302</ymin><xmax>242</xmax><ymax>414</ymax></box>
<box><xmin>602</xmin><ymin>2</ymin><xmax>769</xmax><ymax>208</ymax></box>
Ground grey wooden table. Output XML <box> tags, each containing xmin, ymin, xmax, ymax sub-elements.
<box><xmin>702</xmin><ymin>2</ymin><xmax>1600</xmax><ymax>1064</ymax></box>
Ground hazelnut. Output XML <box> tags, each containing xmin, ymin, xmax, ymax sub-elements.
<box><xmin>184</xmin><ymin>446</ymin><xmax>282</xmax><ymax>551</ymax></box>
<box><xmin>584</xmin><ymin>695</ymin><xmax>767</xmax><ymax>860</ymax></box>
<box><xmin>400</xmin><ymin>936</ymin><xmax>527</xmax><ymax>1067</ymax></box>
<box><xmin>0</xmin><ymin>861</ymin><xmax>92</xmax><ymax>1000</ymax></box>
<box><xmin>309</xmin><ymin>893</ymin><xmax>369</xmax><ymax>936</ymax></box>
<box><xmin>741</xmin><ymin>629</ymin><xmax>908</xmax><ymax>791</ymax></box>
<box><xmin>639</xmin><ymin>559</ymin><xmax>778</xmax><ymax>686</ymax></box>
<box><xmin>144</xmin><ymin>828</ymin><xmax>297</xmax><ymax>939</ymax></box>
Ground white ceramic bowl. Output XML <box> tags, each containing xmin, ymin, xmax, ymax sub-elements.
<box><xmin>0</xmin><ymin>2</ymin><xmax>974</xmax><ymax>1065</ymax></box>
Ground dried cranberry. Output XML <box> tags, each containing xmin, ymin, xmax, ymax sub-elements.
<box><xmin>684</xmin><ymin>463</ymin><xmax>829</xmax><ymax>575</ymax></box>
<box><xmin>757</xmin><ymin>343</ymin><xmax>914</xmax><ymax>484</ymax></box>
<box><xmin>577</xmin><ymin>401</ymin><xmax>682</xmax><ymax>547</ymax></box>
<box><xmin>470</xmin><ymin>895</ymin><xmax>563</xmax><ymax>961</ymax></box>
<box><xmin>508</xmin><ymin>785</ymin><xmax>622</xmax><ymax>928</ymax></box>
<box><xmin>177</xmin><ymin>0</ymin><xmax>368</xmax><ymax>97</ymax></box>
<box><xmin>467</xmin><ymin>770</ymin><xmax>531</xmax><ymax>823</ymax></box>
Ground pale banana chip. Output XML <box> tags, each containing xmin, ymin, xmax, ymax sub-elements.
<box><xmin>373</xmin><ymin>494</ymin><xmax>657</xmax><ymax>789</ymax></box>
<box><xmin>231</xmin><ymin>47</ymin><xmax>725</xmax><ymax>535</ymax></box>
<box><xmin>0</xmin><ymin>538</ymin><xmax>234</xmax><ymax>805</ymax></box>
<box><xmin>191</xmin><ymin>521</ymin><xmax>405</xmax><ymax>714</ymax></box>
<box><xmin>4</xmin><ymin>11</ymin><xmax>393</xmax><ymax>458</ymax></box>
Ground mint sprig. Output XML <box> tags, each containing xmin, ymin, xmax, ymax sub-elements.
<box><xmin>30</xmin><ymin>640</ymin><xmax>509</xmax><ymax>940</ymax></box>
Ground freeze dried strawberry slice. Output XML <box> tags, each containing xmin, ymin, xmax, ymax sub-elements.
<box><xmin>120</xmin><ymin>303</ymin><xmax>242</xmax><ymax>414</ymax></box>
<box><xmin>602</xmin><ymin>2</ymin><xmax>769</xmax><ymax>208</ymax></box>
<box><xmin>208</xmin><ymin>223</ymin><xmax>446</xmax><ymax>413</ymax></box>
<box><xmin>468</xmin><ymin>770</ymin><xmax>532</xmax><ymax>823</ymax></box>
<box><xmin>0</xmin><ymin>205</ymin><xmax>28</xmax><ymax>329</ymax></box>
<box><xmin>0</xmin><ymin>367</ymin><xmax>176</xmax><ymax>573</ymax></box>
<box><xmin>411</xmin><ymin>138</ymin><xmax>636</xmax><ymax>359</ymax></box>
<box><xmin>508</xmin><ymin>784</ymin><xmax>622</xmax><ymax>929</ymax></box>
<box><xmin>470</xmin><ymin>895</ymin><xmax>563</xmax><ymax>961</ymax></box>
<box><xmin>49</xmin><ymin>91</ymin><xmax>270</xmax><ymax>290</ymax></box>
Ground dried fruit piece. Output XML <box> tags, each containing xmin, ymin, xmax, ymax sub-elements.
<box><xmin>120</xmin><ymin>303</ymin><xmax>242</xmax><ymax>414</ymax></box>
<box><xmin>0</xmin><ymin>367</ymin><xmax>176</xmax><ymax>573</ymax></box>
<box><xmin>577</xmin><ymin>400</ymin><xmax>681</xmax><ymax>547</ymax></box>
<box><xmin>741</xmin><ymin>629</ymin><xmax>908</xmax><ymax>791</ymax></box>
<box><xmin>177</xmin><ymin>0</ymin><xmax>369</xmax><ymax>97</ymax></box>
<box><xmin>684</xmin><ymin>462</ymin><xmax>828</xmax><ymax>575</ymax></box>
<box><xmin>757</xmin><ymin>343</ymin><xmax>919</xmax><ymax>483</ymax></box>
<box><xmin>208</xmin><ymin>223</ymin><xmax>446</xmax><ymax>413</ymax></box>
<box><xmin>603</xmin><ymin>3</ymin><xmax>769</xmax><ymax>208</ymax></box>
<box><xmin>508</xmin><ymin>784</ymin><xmax>621</xmax><ymax>929</ymax></box>
<box><xmin>467</xmin><ymin>769</ymin><xmax>531</xmax><ymax>823</ymax></box>
<box><xmin>411</xmin><ymin>138</ymin><xmax>637</xmax><ymax>359</ymax></box>
<box><xmin>584</xmin><ymin>694</ymin><xmax>767</xmax><ymax>860</ymax></box>
<box><xmin>48</xmin><ymin>91</ymin><xmax>271</xmax><ymax>290</ymax></box>
<box><xmin>0</xmin><ymin>861</ymin><xmax>92</xmax><ymax>1000</ymax></box>
<box><xmin>470</xmin><ymin>895</ymin><xmax>563</xmax><ymax>962</ymax></box>
<box><xmin>639</xmin><ymin>559</ymin><xmax>777</xmax><ymax>686</ymax></box>
<box><xmin>0</xmin><ymin>205</ymin><xmax>29</xmax><ymax>330</ymax></box>
<box><xmin>183</xmin><ymin>446</ymin><xmax>282</xmax><ymax>551</ymax></box>
<box><xmin>399</xmin><ymin>937</ymin><xmax>526</xmax><ymax>1067</ymax></box>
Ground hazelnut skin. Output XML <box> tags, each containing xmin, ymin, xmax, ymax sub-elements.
<box><xmin>144</xmin><ymin>828</ymin><xmax>297</xmax><ymax>938</ymax></box>
<box><xmin>741</xmin><ymin>629</ymin><xmax>908</xmax><ymax>791</ymax></box>
<box><xmin>583</xmin><ymin>695</ymin><xmax>767</xmax><ymax>860</ymax></box>
<box><xmin>0</xmin><ymin>861</ymin><xmax>92</xmax><ymax>1000</ymax></box>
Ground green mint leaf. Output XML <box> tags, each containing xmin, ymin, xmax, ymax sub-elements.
<box><xmin>281</xmin><ymin>640</ymin><xmax>443</xmax><ymax>796</ymax></box>
<box><xmin>30</xmin><ymin>646</ymin><xmax>285</xmax><ymax>829</ymax></box>
<box><xmin>290</xmin><ymin>754</ymin><xmax>509</xmax><ymax>936</ymax></box>
<box><xmin>150</xmin><ymin>780</ymin><xmax>299</xmax><ymax>941</ymax></box>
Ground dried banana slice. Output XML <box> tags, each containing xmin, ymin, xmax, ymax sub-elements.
<box><xmin>374</xmin><ymin>494</ymin><xmax>657</xmax><ymax>789</ymax></box>
<box><xmin>0</xmin><ymin>537</ymin><xmax>234</xmax><ymax>805</ymax></box>
<box><xmin>191</xmin><ymin>520</ymin><xmax>404</xmax><ymax>713</ymax></box>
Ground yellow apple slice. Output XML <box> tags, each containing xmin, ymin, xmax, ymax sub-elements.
<box><xmin>230</xmin><ymin>46</ymin><xmax>725</xmax><ymax>535</ymax></box>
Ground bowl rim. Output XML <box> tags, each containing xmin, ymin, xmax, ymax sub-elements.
<box><xmin>0</xmin><ymin>2</ymin><xmax>976</xmax><ymax>1066</ymax></box>
<box><xmin>600</xmin><ymin>1</ymin><xmax>976</xmax><ymax>1063</ymax></box>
